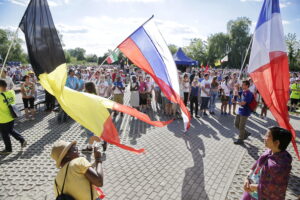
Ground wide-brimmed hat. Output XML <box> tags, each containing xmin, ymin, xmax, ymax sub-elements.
<box><xmin>51</xmin><ymin>140</ymin><xmax>76</xmax><ymax>168</ymax></box>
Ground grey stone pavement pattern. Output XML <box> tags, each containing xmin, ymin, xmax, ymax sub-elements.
<box><xmin>0</xmin><ymin>88</ymin><xmax>299</xmax><ymax>200</ymax></box>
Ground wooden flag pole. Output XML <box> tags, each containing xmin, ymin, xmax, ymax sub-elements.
<box><xmin>0</xmin><ymin>28</ymin><xmax>19</xmax><ymax>76</ymax></box>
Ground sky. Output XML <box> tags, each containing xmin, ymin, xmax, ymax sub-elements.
<box><xmin>0</xmin><ymin>0</ymin><xmax>300</xmax><ymax>56</ymax></box>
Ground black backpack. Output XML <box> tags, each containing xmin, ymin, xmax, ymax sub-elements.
<box><xmin>55</xmin><ymin>163</ymin><xmax>93</xmax><ymax>200</ymax></box>
<box><xmin>55</xmin><ymin>163</ymin><xmax>75</xmax><ymax>200</ymax></box>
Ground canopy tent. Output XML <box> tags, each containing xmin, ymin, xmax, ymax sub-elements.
<box><xmin>173</xmin><ymin>48</ymin><xmax>198</xmax><ymax>66</ymax></box>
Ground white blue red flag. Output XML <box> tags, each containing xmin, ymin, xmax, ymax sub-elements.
<box><xmin>248</xmin><ymin>0</ymin><xmax>299</xmax><ymax>158</ymax></box>
<box><xmin>118</xmin><ymin>16</ymin><xmax>191</xmax><ymax>131</ymax></box>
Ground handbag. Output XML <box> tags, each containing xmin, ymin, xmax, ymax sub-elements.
<box><xmin>1</xmin><ymin>93</ymin><xmax>21</xmax><ymax>118</ymax></box>
<box><xmin>55</xmin><ymin>163</ymin><xmax>93</xmax><ymax>200</ymax></box>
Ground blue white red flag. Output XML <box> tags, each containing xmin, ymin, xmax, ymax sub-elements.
<box><xmin>248</xmin><ymin>0</ymin><xmax>299</xmax><ymax>158</ymax></box>
<box><xmin>118</xmin><ymin>16</ymin><xmax>191</xmax><ymax>131</ymax></box>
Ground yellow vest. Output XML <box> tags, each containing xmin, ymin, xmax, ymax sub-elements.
<box><xmin>0</xmin><ymin>90</ymin><xmax>16</xmax><ymax>123</ymax></box>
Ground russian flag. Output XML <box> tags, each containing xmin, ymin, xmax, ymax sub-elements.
<box><xmin>118</xmin><ymin>16</ymin><xmax>191</xmax><ymax>131</ymax></box>
<box><xmin>248</xmin><ymin>0</ymin><xmax>299</xmax><ymax>158</ymax></box>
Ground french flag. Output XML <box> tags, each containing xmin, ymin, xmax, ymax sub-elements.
<box><xmin>248</xmin><ymin>0</ymin><xmax>299</xmax><ymax>158</ymax></box>
<box><xmin>118</xmin><ymin>16</ymin><xmax>191</xmax><ymax>131</ymax></box>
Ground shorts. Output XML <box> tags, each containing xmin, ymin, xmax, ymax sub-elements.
<box><xmin>23</xmin><ymin>98</ymin><xmax>35</xmax><ymax>109</ymax></box>
<box><xmin>221</xmin><ymin>95</ymin><xmax>229</xmax><ymax>103</ymax></box>
<box><xmin>113</xmin><ymin>94</ymin><xmax>124</xmax><ymax>104</ymax></box>
<box><xmin>139</xmin><ymin>93</ymin><xmax>147</xmax><ymax>105</ymax></box>
<box><xmin>291</xmin><ymin>98</ymin><xmax>299</xmax><ymax>105</ymax></box>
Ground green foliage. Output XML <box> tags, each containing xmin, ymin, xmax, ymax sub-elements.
<box><xmin>0</xmin><ymin>29</ymin><xmax>28</xmax><ymax>64</ymax></box>
<box><xmin>227</xmin><ymin>17</ymin><xmax>252</xmax><ymax>68</ymax></box>
<box><xmin>168</xmin><ymin>44</ymin><xmax>178</xmax><ymax>55</ymax></box>
<box><xmin>207</xmin><ymin>33</ymin><xmax>230</xmax><ymax>66</ymax></box>
<box><xmin>184</xmin><ymin>38</ymin><xmax>207</xmax><ymax>65</ymax></box>
<box><xmin>285</xmin><ymin>33</ymin><xmax>300</xmax><ymax>71</ymax></box>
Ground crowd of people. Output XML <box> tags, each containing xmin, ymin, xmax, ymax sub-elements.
<box><xmin>0</xmin><ymin>63</ymin><xmax>299</xmax><ymax>199</ymax></box>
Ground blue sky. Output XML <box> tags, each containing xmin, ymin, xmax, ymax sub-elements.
<box><xmin>0</xmin><ymin>0</ymin><xmax>299</xmax><ymax>56</ymax></box>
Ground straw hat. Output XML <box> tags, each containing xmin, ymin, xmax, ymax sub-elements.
<box><xmin>51</xmin><ymin>140</ymin><xmax>77</xmax><ymax>168</ymax></box>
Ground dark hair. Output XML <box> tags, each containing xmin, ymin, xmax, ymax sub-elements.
<box><xmin>23</xmin><ymin>75</ymin><xmax>30</xmax><ymax>82</ymax></box>
<box><xmin>84</xmin><ymin>82</ymin><xmax>97</xmax><ymax>95</ymax></box>
<box><xmin>204</xmin><ymin>73</ymin><xmax>209</xmax><ymax>77</ymax></box>
<box><xmin>269</xmin><ymin>127</ymin><xmax>292</xmax><ymax>151</ymax></box>
<box><xmin>0</xmin><ymin>79</ymin><xmax>7</xmax><ymax>88</ymax></box>
<box><xmin>242</xmin><ymin>80</ymin><xmax>250</xmax><ymax>87</ymax></box>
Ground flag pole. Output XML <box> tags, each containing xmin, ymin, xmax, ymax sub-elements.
<box><xmin>88</xmin><ymin>47</ymin><xmax>118</xmax><ymax>81</ymax></box>
<box><xmin>0</xmin><ymin>28</ymin><xmax>19</xmax><ymax>76</ymax></box>
<box><xmin>238</xmin><ymin>36</ymin><xmax>253</xmax><ymax>80</ymax></box>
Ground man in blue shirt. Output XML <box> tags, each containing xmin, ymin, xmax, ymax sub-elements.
<box><xmin>66</xmin><ymin>69</ymin><xmax>78</xmax><ymax>90</ymax></box>
<box><xmin>233</xmin><ymin>80</ymin><xmax>253</xmax><ymax>145</ymax></box>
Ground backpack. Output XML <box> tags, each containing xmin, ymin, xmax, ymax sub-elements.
<box><xmin>248</xmin><ymin>93</ymin><xmax>258</xmax><ymax>112</ymax></box>
<box><xmin>55</xmin><ymin>163</ymin><xmax>75</xmax><ymax>200</ymax></box>
<box><xmin>55</xmin><ymin>163</ymin><xmax>93</xmax><ymax>200</ymax></box>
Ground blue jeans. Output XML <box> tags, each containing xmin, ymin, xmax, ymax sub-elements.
<box><xmin>209</xmin><ymin>91</ymin><xmax>218</xmax><ymax>112</ymax></box>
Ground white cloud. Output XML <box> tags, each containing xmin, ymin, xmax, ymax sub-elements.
<box><xmin>240</xmin><ymin>0</ymin><xmax>262</xmax><ymax>2</ymax></box>
<box><xmin>282</xmin><ymin>20</ymin><xmax>290</xmax><ymax>25</ymax></box>
<box><xmin>56</xmin><ymin>16</ymin><xmax>204</xmax><ymax>56</ymax></box>
<box><xmin>8</xmin><ymin>0</ymin><xmax>66</xmax><ymax>7</ymax></box>
<box><xmin>106</xmin><ymin>0</ymin><xmax>163</xmax><ymax>2</ymax></box>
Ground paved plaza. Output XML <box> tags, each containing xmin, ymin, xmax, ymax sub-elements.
<box><xmin>0</xmin><ymin>90</ymin><xmax>300</xmax><ymax>200</ymax></box>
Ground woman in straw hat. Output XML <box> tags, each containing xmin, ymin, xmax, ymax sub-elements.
<box><xmin>51</xmin><ymin>140</ymin><xmax>104</xmax><ymax>200</ymax></box>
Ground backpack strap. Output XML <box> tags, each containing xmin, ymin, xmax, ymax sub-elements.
<box><xmin>55</xmin><ymin>162</ymin><xmax>70</xmax><ymax>195</ymax></box>
<box><xmin>1</xmin><ymin>93</ymin><xmax>9</xmax><ymax>105</ymax></box>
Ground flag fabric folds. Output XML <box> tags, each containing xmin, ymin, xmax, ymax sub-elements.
<box><xmin>221</xmin><ymin>55</ymin><xmax>228</xmax><ymax>63</ymax></box>
<box><xmin>19</xmin><ymin>0</ymin><xmax>172</xmax><ymax>154</ymax></box>
<box><xmin>106</xmin><ymin>50</ymin><xmax>119</xmax><ymax>64</ymax></box>
<box><xmin>214</xmin><ymin>60</ymin><xmax>221</xmax><ymax>66</ymax></box>
<box><xmin>248</xmin><ymin>0</ymin><xmax>299</xmax><ymax>158</ymax></box>
<box><xmin>117</xmin><ymin>16</ymin><xmax>191</xmax><ymax>131</ymax></box>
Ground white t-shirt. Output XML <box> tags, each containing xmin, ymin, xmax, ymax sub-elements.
<box><xmin>182</xmin><ymin>81</ymin><xmax>190</xmax><ymax>93</ymax></box>
<box><xmin>221</xmin><ymin>82</ymin><xmax>230</xmax><ymax>96</ymax></box>
<box><xmin>98</xmin><ymin>81</ymin><xmax>108</xmax><ymax>96</ymax></box>
<box><xmin>249</xmin><ymin>84</ymin><xmax>256</xmax><ymax>94</ymax></box>
<box><xmin>200</xmin><ymin>79</ymin><xmax>211</xmax><ymax>97</ymax></box>
<box><xmin>145</xmin><ymin>81</ymin><xmax>153</xmax><ymax>92</ymax></box>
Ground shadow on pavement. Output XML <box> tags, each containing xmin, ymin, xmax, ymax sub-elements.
<box><xmin>169</xmin><ymin>121</ymin><xmax>209</xmax><ymax>200</ymax></box>
<box><xmin>288</xmin><ymin>174</ymin><xmax>300</xmax><ymax>198</ymax></box>
<box><xmin>20</xmin><ymin>116</ymin><xmax>75</xmax><ymax>159</ymax></box>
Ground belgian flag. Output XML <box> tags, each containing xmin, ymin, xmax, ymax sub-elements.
<box><xmin>19</xmin><ymin>0</ymin><xmax>171</xmax><ymax>153</ymax></box>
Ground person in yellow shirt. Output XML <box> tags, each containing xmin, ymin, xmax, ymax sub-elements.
<box><xmin>0</xmin><ymin>80</ymin><xmax>27</xmax><ymax>155</ymax></box>
<box><xmin>51</xmin><ymin>140</ymin><xmax>104</xmax><ymax>200</ymax></box>
<box><xmin>290</xmin><ymin>78</ymin><xmax>300</xmax><ymax>112</ymax></box>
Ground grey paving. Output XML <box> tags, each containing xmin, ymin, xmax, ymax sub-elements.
<box><xmin>0</xmin><ymin>89</ymin><xmax>299</xmax><ymax>200</ymax></box>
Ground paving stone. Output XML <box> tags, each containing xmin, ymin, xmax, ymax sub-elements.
<box><xmin>0</xmin><ymin>89</ymin><xmax>299</xmax><ymax>200</ymax></box>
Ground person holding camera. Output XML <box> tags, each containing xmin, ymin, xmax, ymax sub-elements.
<box><xmin>51</xmin><ymin>140</ymin><xmax>105</xmax><ymax>200</ymax></box>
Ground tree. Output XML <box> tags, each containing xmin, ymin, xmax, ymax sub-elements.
<box><xmin>86</xmin><ymin>54</ymin><xmax>98</xmax><ymax>63</ymax></box>
<box><xmin>285</xmin><ymin>33</ymin><xmax>300</xmax><ymax>71</ymax></box>
<box><xmin>227</xmin><ymin>17</ymin><xmax>252</xmax><ymax>68</ymax></box>
<box><xmin>168</xmin><ymin>44</ymin><xmax>178</xmax><ymax>55</ymax></box>
<box><xmin>67</xmin><ymin>47</ymin><xmax>86</xmax><ymax>61</ymax></box>
<box><xmin>207</xmin><ymin>33</ymin><xmax>230</xmax><ymax>66</ymax></box>
<box><xmin>0</xmin><ymin>29</ymin><xmax>28</xmax><ymax>64</ymax></box>
<box><xmin>184</xmin><ymin>38</ymin><xmax>207</xmax><ymax>65</ymax></box>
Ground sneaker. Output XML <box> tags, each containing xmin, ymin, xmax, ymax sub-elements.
<box><xmin>21</xmin><ymin>140</ymin><xmax>27</xmax><ymax>148</ymax></box>
<box><xmin>203</xmin><ymin>112</ymin><xmax>208</xmax><ymax>116</ymax></box>
<box><xmin>245</xmin><ymin>132</ymin><xmax>252</xmax><ymax>140</ymax></box>
<box><xmin>195</xmin><ymin>115</ymin><xmax>200</xmax><ymax>118</ymax></box>
<box><xmin>121</xmin><ymin>113</ymin><xmax>124</xmax><ymax>117</ymax></box>
<box><xmin>234</xmin><ymin>139</ymin><xmax>244</xmax><ymax>145</ymax></box>
<box><xmin>0</xmin><ymin>150</ymin><xmax>12</xmax><ymax>155</ymax></box>
<box><xmin>221</xmin><ymin>112</ymin><xmax>224</xmax><ymax>115</ymax></box>
<box><xmin>81</xmin><ymin>147</ymin><xmax>93</xmax><ymax>153</ymax></box>
<box><xmin>211</xmin><ymin>112</ymin><xmax>215</xmax><ymax>115</ymax></box>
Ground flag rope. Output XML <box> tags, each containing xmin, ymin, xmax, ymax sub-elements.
<box><xmin>238</xmin><ymin>36</ymin><xmax>253</xmax><ymax>80</ymax></box>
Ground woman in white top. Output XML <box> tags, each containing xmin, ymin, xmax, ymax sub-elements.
<box><xmin>182</xmin><ymin>74</ymin><xmax>190</xmax><ymax>106</ymax></box>
<box><xmin>220</xmin><ymin>76</ymin><xmax>231</xmax><ymax>115</ymax></box>
<box><xmin>97</xmin><ymin>75</ymin><xmax>108</xmax><ymax>98</ymax></box>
